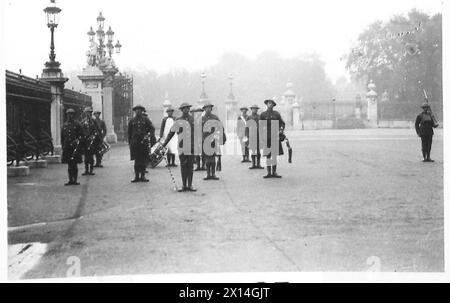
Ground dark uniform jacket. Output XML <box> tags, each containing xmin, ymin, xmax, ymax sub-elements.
<box><xmin>260</xmin><ymin>110</ymin><xmax>285</xmax><ymax>156</ymax></box>
<box><xmin>128</xmin><ymin>115</ymin><xmax>155</xmax><ymax>161</ymax></box>
<box><xmin>81</xmin><ymin>117</ymin><xmax>101</xmax><ymax>153</ymax></box>
<box><xmin>202</xmin><ymin>113</ymin><xmax>226</xmax><ymax>156</ymax></box>
<box><xmin>247</xmin><ymin>113</ymin><xmax>260</xmax><ymax>150</ymax></box>
<box><xmin>94</xmin><ymin>118</ymin><xmax>107</xmax><ymax>140</ymax></box>
<box><xmin>415</xmin><ymin>112</ymin><xmax>438</xmax><ymax>137</ymax></box>
<box><xmin>61</xmin><ymin>120</ymin><xmax>84</xmax><ymax>163</ymax></box>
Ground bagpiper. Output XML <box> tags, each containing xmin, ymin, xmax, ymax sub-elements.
<box><xmin>93</xmin><ymin>110</ymin><xmax>107</xmax><ymax>168</ymax></box>
<box><xmin>163</xmin><ymin>102</ymin><xmax>197</xmax><ymax>192</ymax></box>
<box><xmin>61</xmin><ymin>108</ymin><xmax>84</xmax><ymax>186</ymax></box>
<box><xmin>201</xmin><ymin>102</ymin><xmax>226</xmax><ymax>180</ymax></box>
<box><xmin>160</xmin><ymin>107</ymin><xmax>178</xmax><ymax>167</ymax></box>
<box><xmin>247</xmin><ymin>104</ymin><xmax>264</xmax><ymax>169</ymax></box>
<box><xmin>415</xmin><ymin>103</ymin><xmax>439</xmax><ymax>162</ymax></box>
<box><xmin>80</xmin><ymin>107</ymin><xmax>101</xmax><ymax>176</ymax></box>
<box><xmin>260</xmin><ymin>99</ymin><xmax>285</xmax><ymax>178</ymax></box>
<box><xmin>128</xmin><ymin>105</ymin><xmax>155</xmax><ymax>182</ymax></box>
<box><xmin>237</xmin><ymin>106</ymin><xmax>251</xmax><ymax>163</ymax></box>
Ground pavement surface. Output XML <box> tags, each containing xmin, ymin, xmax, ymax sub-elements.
<box><xmin>7</xmin><ymin>128</ymin><xmax>444</xmax><ymax>279</ymax></box>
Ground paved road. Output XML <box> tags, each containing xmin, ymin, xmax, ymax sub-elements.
<box><xmin>8</xmin><ymin>129</ymin><xmax>444</xmax><ymax>279</ymax></box>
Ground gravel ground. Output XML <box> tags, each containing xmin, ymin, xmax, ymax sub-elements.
<box><xmin>7</xmin><ymin>128</ymin><xmax>444</xmax><ymax>279</ymax></box>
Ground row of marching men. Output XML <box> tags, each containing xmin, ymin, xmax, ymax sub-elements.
<box><xmin>61</xmin><ymin>107</ymin><xmax>108</xmax><ymax>186</ymax></box>
<box><xmin>128</xmin><ymin>102</ymin><xmax>226</xmax><ymax>192</ymax></box>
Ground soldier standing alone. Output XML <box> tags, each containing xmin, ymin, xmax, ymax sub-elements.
<box><xmin>93</xmin><ymin>111</ymin><xmax>107</xmax><ymax>168</ymax></box>
<box><xmin>61</xmin><ymin>109</ymin><xmax>84</xmax><ymax>186</ymax></box>
<box><xmin>415</xmin><ymin>103</ymin><xmax>439</xmax><ymax>162</ymax></box>
<box><xmin>81</xmin><ymin>107</ymin><xmax>101</xmax><ymax>176</ymax></box>
<box><xmin>260</xmin><ymin>99</ymin><xmax>285</xmax><ymax>178</ymax></box>
<box><xmin>128</xmin><ymin>105</ymin><xmax>155</xmax><ymax>182</ymax></box>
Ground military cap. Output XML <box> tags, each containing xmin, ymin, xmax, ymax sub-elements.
<box><xmin>65</xmin><ymin>108</ymin><xmax>76</xmax><ymax>114</ymax></box>
<box><xmin>264</xmin><ymin>99</ymin><xmax>277</xmax><ymax>106</ymax></box>
<box><xmin>166</xmin><ymin>107</ymin><xmax>175</xmax><ymax>113</ymax></box>
<box><xmin>132</xmin><ymin>104</ymin><xmax>146</xmax><ymax>111</ymax></box>
<box><xmin>240</xmin><ymin>107</ymin><xmax>249</xmax><ymax>111</ymax></box>
<box><xmin>179</xmin><ymin>102</ymin><xmax>192</xmax><ymax>110</ymax></box>
<box><xmin>84</xmin><ymin>106</ymin><xmax>93</xmax><ymax>112</ymax></box>
<box><xmin>93</xmin><ymin>111</ymin><xmax>101</xmax><ymax>115</ymax></box>
<box><xmin>250</xmin><ymin>104</ymin><xmax>260</xmax><ymax>109</ymax></box>
<box><xmin>202</xmin><ymin>102</ymin><xmax>214</xmax><ymax>109</ymax></box>
<box><xmin>421</xmin><ymin>103</ymin><xmax>430</xmax><ymax>109</ymax></box>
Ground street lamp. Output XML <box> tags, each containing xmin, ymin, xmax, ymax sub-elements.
<box><xmin>97</xmin><ymin>12</ymin><xmax>105</xmax><ymax>29</ymax></box>
<box><xmin>200</xmin><ymin>72</ymin><xmax>207</xmax><ymax>100</ymax></box>
<box><xmin>86</xmin><ymin>12</ymin><xmax>122</xmax><ymax>68</ymax></box>
<box><xmin>228</xmin><ymin>73</ymin><xmax>235</xmax><ymax>100</ymax></box>
<box><xmin>43</xmin><ymin>0</ymin><xmax>61</xmax><ymax>67</ymax></box>
<box><xmin>87</xmin><ymin>26</ymin><xmax>95</xmax><ymax>42</ymax></box>
<box><xmin>115</xmin><ymin>40</ymin><xmax>122</xmax><ymax>54</ymax></box>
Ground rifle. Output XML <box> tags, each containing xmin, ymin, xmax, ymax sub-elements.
<box><xmin>423</xmin><ymin>89</ymin><xmax>439</xmax><ymax>127</ymax></box>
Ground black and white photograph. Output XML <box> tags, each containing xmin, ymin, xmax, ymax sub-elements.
<box><xmin>1</xmin><ymin>0</ymin><xmax>448</xmax><ymax>282</ymax></box>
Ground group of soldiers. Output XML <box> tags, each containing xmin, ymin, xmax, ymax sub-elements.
<box><xmin>237</xmin><ymin>99</ymin><xmax>286</xmax><ymax>178</ymax></box>
<box><xmin>61</xmin><ymin>107</ymin><xmax>107</xmax><ymax>186</ymax></box>
<box><xmin>127</xmin><ymin>98</ymin><xmax>286</xmax><ymax>192</ymax></box>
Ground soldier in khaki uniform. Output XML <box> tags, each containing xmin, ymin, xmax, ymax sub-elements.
<box><xmin>247</xmin><ymin>104</ymin><xmax>264</xmax><ymax>169</ymax></box>
<box><xmin>128</xmin><ymin>105</ymin><xmax>155</xmax><ymax>182</ymax></box>
<box><xmin>164</xmin><ymin>103</ymin><xmax>197</xmax><ymax>192</ymax></box>
<box><xmin>260</xmin><ymin>99</ymin><xmax>285</xmax><ymax>178</ymax></box>
<box><xmin>61</xmin><ymin>109</ymin><xmax>84</xmax><ymax>186</ymax></box>
<box><xmin>201</xmin><ymin>102</ymin><xmax>226</xmax><ymax>180</ymax></box>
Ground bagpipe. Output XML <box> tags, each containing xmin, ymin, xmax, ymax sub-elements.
<box><xmin>98</xmin><ymin>140</ymin><xmax>111</xmax><ymax>157</ymax></box>
<box><xmin>86</xmin><ymin>132</ymin><xmax>99</xmax><ymax>152</ymax></box>
<box><xmin>70</xmin><ymin>138</ymin><xmax>82</xmax><ymax>161</ymax></box>
<box><xmin>148</xmin><ymin>138</ymin><xmax>168</xmax><ymax>168</ymax></box>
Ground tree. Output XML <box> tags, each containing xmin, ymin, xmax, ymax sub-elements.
<box><xmin>345</xmin><ymin>10</ymin><xmax>442</xmax><ymax>116</ymax></box>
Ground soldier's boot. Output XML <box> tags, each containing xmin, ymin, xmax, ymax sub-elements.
<box><xmin>65</xmin><ymin>169</ymin><xmax>73</xmax><ymax>186</ymax></box>
<box><xmin>82</xmin><ymin>164</ymin><xmax>89</xmax><ymax>176</ymax></box>
<box><xmin>256</xmin><ymin>155</ymin><xmax>264</xmax><ymax>169</ymax></box>
<box><xmin>427</xmin><ymin>150</ymin><xmax>434</xmax><ymax>162</ymax></box>
<box><xmin>263</xmin><ymin>166</ymin><xmax>272</xmax><ymax>179</ymax></box>
<box><xmin>73</xmin><ymin>169</ymin><xmax>80</xmax><ymax>185</ymax></box>
<box><xmin>272</xmin><ymin>165</ymin><xmax>282</xmax><ymax>178</ymax></box>
<box><xmin>422</xmin><ymin>150</ymin><xmax>427</xmax><ymax>162</ymax></box>
<box><xmin>89</xmin><ymin>163</ymin><xmax>95</xmax><ymax>175</ymax></box>
<box><xmin>178</xmin><ymin>167</ymin><xmax>188</xmax><ymax>191</ymax></box>
<box><xmin>140</xmin><ymin>171</ymin><xmax>149</xmax><ymax>182</ymax></box>
<box><xmin>210</xmin><ymin>164</ymin><xmax>219</xmax><ymax>180</ymax></box>
<box><xmin>216</xmin><ymin>156</ymin><xmax>221</xmax><ymax>171</ymax></box>
<box><xmin>201</xmin><ymin>156</ymin><xmax>206</xmax><ymax>171</ymax></box>
<box><xmin>241</xmin><ymin>155</ymin><xmax>246</xmax><ymax>163</ymax></box>
<box><xmin>131</xmin><ymin>167</ymin><xmax>140</xmax><ymax>183</ymax></box>
<box><xmin>187</xmin><ymin>171</ymin><xmax>197</xmax><ymax>192</ymax></box>
<box><xmin>249</xmin><ymin>155</ymin><xmax>257</xmax><ymax>169</ymax></box>
<box><xmin>204</xmin><ymin>163</ymin><xmax>211</xmax><ymax>180</ymax></box>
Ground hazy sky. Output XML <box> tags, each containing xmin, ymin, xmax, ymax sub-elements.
<box><xmin>1</xmin><ymin>0</ymin><xmax>443</xmax><ymax>83</ymax></box>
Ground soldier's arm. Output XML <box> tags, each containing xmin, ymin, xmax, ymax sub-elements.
<box><xmin>160</xmin><ymin>117</ymin><xmax>166</xmax><ymax>138</ymax></box>
<box><xmin>278</xmin><ymin>112</ymin><xmax>286</xmax><ymax>131</ymax></box>
<box><xmin>415</xmin><ymin>115</ymin><xmax>421</xmax><ymax>135</ymax></box>
<box><xmin>127</xmin><ymin>120</ymin><xmax>133</xmax><ymax>144</ymax></box>
<box><xmin>61</xmin><ymin>126</ymin><xmax>65</xmax><ymax>145</ymax></box>
<box><xmin>102</xmin><ymin>121</ymin><xmax>107</xmax><ymax>136</ymax></box>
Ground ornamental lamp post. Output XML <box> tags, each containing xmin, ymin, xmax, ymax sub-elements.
<box><xmin>41</xmin><ymin>0</ymin><xmax>68</xmax><ymax>156</ymax></box>
<box><xmin>115</xmin><ymin>40</ymin><xmax>122</xmax><ymax>54</ymax></box>
<box><xmin>43</xmin><ymin>0</ymin><xmax>61</xmax><ymax>71</ymax></box>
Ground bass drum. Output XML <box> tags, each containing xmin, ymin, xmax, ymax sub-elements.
<box><xmin>148</xmin><ymin>141</ymin><xmax>168</xmax><ymax>168</ymax></box>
